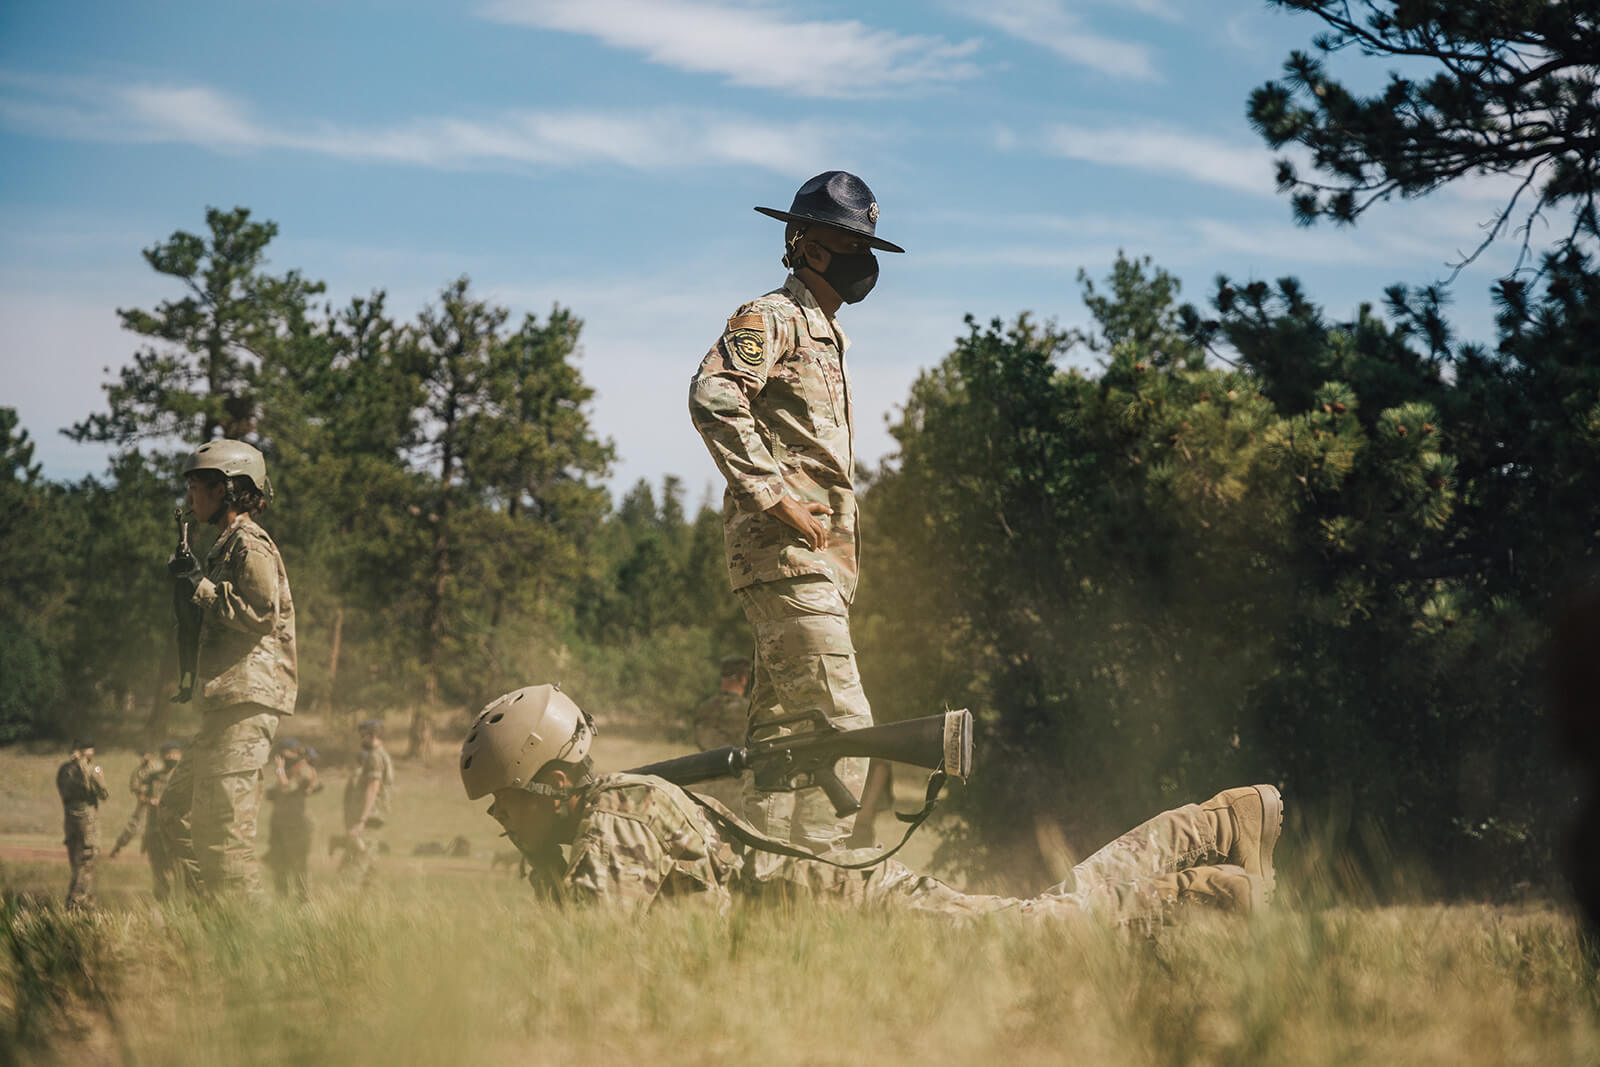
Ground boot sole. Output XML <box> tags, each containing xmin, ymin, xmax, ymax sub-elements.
<box><xmin>1255</xmin><ymin>784</ymin><xmax>1283</xmax><ymax>899</ymax></box>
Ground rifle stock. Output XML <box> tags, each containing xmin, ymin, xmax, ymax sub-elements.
<box><xmin>628</xmin><ymin>708</ymin><xmax>973</xmax><ymax>817</ymax></box>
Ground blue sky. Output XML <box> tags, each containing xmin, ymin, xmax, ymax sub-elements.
<box><xmin>1</xmin><ymin>0</ymin><xmax>1532</xmax><ymax>503</ymax></box>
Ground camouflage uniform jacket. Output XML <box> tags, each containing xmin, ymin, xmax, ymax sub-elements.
<box><xmin>692</xmin><ymin>690</ymin><xmax>748</xmax><ymax>751</ymax></box>
<box><xmin>132</xmin><ymin>761</ymin><xmax>173</xmax><ymax>806</ymax></box>
<box><xmin>56</xmin><ymin>758</ymin><xmax>109</xmax><ymax>816</ymax></box>
<box><xmin>688</xmin><ymin>274</ymin><xmax>860</xmax><ymax>601</ymax></box>
<box><xmin>190</xmin><ymin>514</ymin><xmax>298</xmax><ymax>716</ymax></box>
<box><xmin>344</xmin><ymin>745</ymin><xmax>395</xmax><ymax>827</ymax></box>
<box><xmin>555</xmin><ymin>773</ymin><xmax>1034</xmax><ymax>920</ymax></box>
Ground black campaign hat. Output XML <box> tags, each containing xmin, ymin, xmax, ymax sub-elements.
<box><xmin>755</xmin><ymin>171</ymin><xmax>905</xmax><ymax>253</ymax></box>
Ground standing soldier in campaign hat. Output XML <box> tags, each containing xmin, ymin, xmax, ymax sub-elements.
<box><xmin>688</xmin><ymin>171</ymin><xmax>904</xmax><ymax>852</ymax></box>
<box><xmin>158</xmin><ymin>439</ymin><xmax>297</xmax><ymax>901</ymax></box>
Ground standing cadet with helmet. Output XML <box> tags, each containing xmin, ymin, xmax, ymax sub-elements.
<box><xmin>158</xmin><ymin>439</ymin><xmax>298</xmax><ymax>900</ymax></box>
<box><xmin>688</xmin><ymin>171</ymin><xmax>904</xmax><ymax>853</ymax></box>
<box><xmin>460</xmin><ymin>685</ymin><xmax>1284</xmax><ymax>923</ymax></box>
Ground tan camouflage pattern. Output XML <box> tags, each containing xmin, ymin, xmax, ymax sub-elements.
<box><xmin>341</xmin><ymin>744</ymin><xmax>394</xmax><ymax>886</ymax></box>
<box><xmin>550</xmin><ymin>773</ymin><xmax>1240</xmax><ymax>927</ymax></box>
<box><xmin>157</xmin><ymin>704</ymin><xmax>280</xmax><ymax>899</ymax></box>
<box><xmin>692</xmin><ymin>690</ymin><xmax>748</xmax><ymax>752</ymax></box>
<box><xmin>190</xmin><ymin>514</ymin><xmax>298</xmax><ymax>716</ymax></box>
<box><xmin>737</xmin><ymin>575</ymin><xmax>872</xmax><ymax>851</ymax></box>
<box><xmin>688</xmin><ymin>274</ymin><xmax>860</xmax><ymax>599</ymax></box>
<box><xmin>111</xmin><ymin>758</ymin><xmax>171</xmax><ymax>854</ymax></box>
<box><xmin>344</xmin><ymin>744</ymin><xmax>395</xmax><ymax>827</ymax></box>
<box><xmin>689</xmin><ymin>689</ymin><xmax>749</xmax><ymax>810</ymax></box>
<box><xmin>57</xmin><ymin>757</ymin><xmax>108</xmax><ymax>909</ymax></box>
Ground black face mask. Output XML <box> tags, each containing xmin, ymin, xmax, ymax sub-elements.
<box><xmin>812</xmin><ymin>248</ymin><xmax>879</xmax><ymax>304</ymax></box>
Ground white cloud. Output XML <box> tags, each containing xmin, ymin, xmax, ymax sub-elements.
<box><xmin>1042</xmin><ymin>122</ymin><xmax>1276</xmax><ymax>195</ymax></box>
<box><xmin>478</xmin><ymin>0</ymin><xmax>983</xmax><ymax>97</ymax></box>
<box><xmin>0</xmin><ymin>74</ymin><xmax>854</xmax><ymax>175</ymax></box>
<box><xmin>948</xmin><ymin>0</ymin><xmax>1161</xmax><ymax>80</ymax></box>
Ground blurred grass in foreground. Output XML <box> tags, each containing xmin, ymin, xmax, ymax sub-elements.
<box><xmin>2</xmin><ymin>877</ymin><xmax>1596</xmax><ymax>1067</ymax></box>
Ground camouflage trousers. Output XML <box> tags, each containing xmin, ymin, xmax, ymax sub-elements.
<box><xmin>737</xmin><ymin>575</ymin><xmax>873</xmax><ymax>853</ymax></box>
<box><xmin>267</xmin><ymin>820</ymin><xmax>314</xmax><ymax>900</ymax></box>
<box><xmin>337</xmin><ymin>825</ymin><xmax>382</xmax><ymax>887</ymax></box>
<box><xmin>158</xmin><ymin>703</ymin><xmax>279</xmax><ymax>901</ymax></box>
<box><xmin>144</xmin><ymin>816</ymin><xmax>174</xmax><ymax>902</ymax></box>
<box><xmin>63</xmin><ymin>811</ymin><xmax>99</xmax><ymax>909</ymax></box>
<box><xmin>111</xmin><ymin>803</ymin><xmax>150</xmax><ymax>855</ymax></box>
<box><xmin>833</xmin><ymin>800</ymin><xmax>1229</xmax><ymax>926</ymax></box>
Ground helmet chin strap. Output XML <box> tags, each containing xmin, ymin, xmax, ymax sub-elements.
<box><xmin>521</xmin><ymin>755</ymin><xmax>597</xmax><ymax>799</ymax></box>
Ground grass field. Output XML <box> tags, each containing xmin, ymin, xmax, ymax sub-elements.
<box><xmin>3</xmin><ymin>729</ymin><xmax>1598</xmax><ymax>1066</ymax></box>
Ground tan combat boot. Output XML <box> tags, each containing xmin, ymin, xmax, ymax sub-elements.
<box><xmin>1173</xmin><ymin>864</ymin><xmax>1268</xmax><ymax>917</ymax></box>
<box><xmin>1099</xmin><ymin>864</ymin><xmax>1268</xmax><ymax>928</ymax></box>
<box><xmin>1200</xmin><ymin>784</ymin><xmax>1283</xmax><ymax>895</ymax></box>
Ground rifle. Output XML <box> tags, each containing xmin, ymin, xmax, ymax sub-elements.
<box><xmin>628</xmin><ymin>707</ymin><xmax>973</xmax><ymax>817</ymax></box>
<box><xmin>170</xmin><ymin>507</ymin><xmax>201</xmax><ymax>703</ymax></box>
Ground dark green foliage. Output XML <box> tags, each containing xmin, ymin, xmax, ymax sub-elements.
<box><xmin>1250</xmin><ymin>1</ymin><xmax>1600</xmax><ymax>268</ymax></box>
<box><xmin>5</xmin><ymin>209</ymin><xmax>629</xmax><ymax>741</ymax></box>
<box><xmin>861</xmin><ymin>252</ymin><xmax>1588</xmax><ymax>893</ymax></box>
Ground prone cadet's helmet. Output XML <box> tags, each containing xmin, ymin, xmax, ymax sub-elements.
<box><xmin>182</xmin><ymin>439</ymin><xmax>273</xmax><ymax>501</ymax></box>
<box><xmin>459</xmin><ymin>684</ymin><xmax>596</xmax><ymax>800</ymax></box>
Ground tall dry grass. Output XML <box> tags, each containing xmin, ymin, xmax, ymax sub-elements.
<box><xmin>2</xmin><ymin>879</ymin><xmax>1596</xmax><ymax>1066</ymax></box>
<box><xmin>3</xmin><ymin>741</ymin><xmax>1597</xmax><ymax>1066</ymax></box>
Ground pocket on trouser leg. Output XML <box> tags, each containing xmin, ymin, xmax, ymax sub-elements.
<box><xmin>193</xmin><ymin>771</ymin><xmax>264</xmax><ymax>893</ymax></box>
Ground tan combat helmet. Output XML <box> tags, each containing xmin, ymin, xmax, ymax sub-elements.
<box><xmin>182</xmin><ymin>439</ymin><xmax>273</xmax><ymax>501</ymax></box>
<box><xmin>460</xmin><ymin>684</ymin><xmax>597</xmax><ymax>800</ymax></box>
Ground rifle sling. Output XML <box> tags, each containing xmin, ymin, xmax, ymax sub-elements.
<box><xmin>687</xmin><ymin>769</ymin><xmax>948</xmax><ymax>872</ymax></box>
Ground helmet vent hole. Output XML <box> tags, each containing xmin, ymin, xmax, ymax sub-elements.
<box><xmin>462</xmin><ymin>755</ymin><xmax>473</xmax><ymax>769</ymax></box>
<box><xmin>488</xmin><ymin>712</ymin><xmax>505</xmax><ymax>724</ymax></box>
<box><xmin>466</xmin><ymin>730</ymin><xmax>477</xmax><ymax>743</ymax></box>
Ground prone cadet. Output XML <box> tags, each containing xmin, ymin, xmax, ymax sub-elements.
<box><xmin>461</xmin><ymin>685</ymin><xmax>1283</xmax><ymax>924</ymax></box>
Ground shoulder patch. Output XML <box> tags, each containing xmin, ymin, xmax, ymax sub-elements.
<box><xmin>725</xmin><ymin>314</ymin><xmax>767</xmax><ymax>367</ymax></box>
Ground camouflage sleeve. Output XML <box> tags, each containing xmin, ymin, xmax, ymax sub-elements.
<box><xmin>687</xmin><ymin>304</ymin><xmax>791</xmax><ymax>513</ymax></box>
<box><xmin>193</xmin><ymin>541</ymin><xmax>279</xmax><ymax>636</ymax></box>
<box><xmin>358</xmin><ymin>751</ymin><xmax>384</xmax><ymax>783</ymax></box>
<box><xmin>563</xmin><ymin>810</ymin><xmax>675</xmax><ymax>910</ymax></box>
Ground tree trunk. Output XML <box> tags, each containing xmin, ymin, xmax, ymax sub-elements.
<box><xmin>407</xmin><ymin>710</ymin><xmax>435</xmax><ymax>761</ymax></box>
<box><xmin>425</xmin><ymin>393</ymin><xmax>457</xmax><ymax>707</ymax></box>
<box><xmin>326</xmin><ymin>604</ymin><xmax>345</xmax><ymax>712</ymax></box>
<box><xmin>143</xmin><ymin>635</ymin><xmax>178</xmax><ymax>743</ymax></box>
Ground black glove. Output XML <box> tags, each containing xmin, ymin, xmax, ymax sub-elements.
<box><xmin>168</xmin><ymin>552</ymin><xmax>203</xmax><ymax>595</ymax></box>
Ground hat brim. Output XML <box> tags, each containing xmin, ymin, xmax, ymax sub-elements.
<box><xmin>754</xmin><ymin>206</ymin><xmax>905</xmax><ymax>253</ymax></box>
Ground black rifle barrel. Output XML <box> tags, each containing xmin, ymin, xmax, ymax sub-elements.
<box><xmin>626</xmin><ymin>709</ymin><xmax>972</xmax><ymax>789</ymax></box>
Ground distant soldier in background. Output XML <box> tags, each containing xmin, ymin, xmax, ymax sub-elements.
<box><xmin>341</xmin><ymin>719</ymin><xmax>395</xmax><ymax>886</ymax></box>
<box><xmin>109</xmin><ymin>749</ymin><xmax>161</xmax><ymax>859</ymax></box>
<box><xmin>265</xmin><ymin>737</ymin><xmax>320</xmax><ymax>900</ymax></box>
<box><xmin>158</xmin><ymin>439</ymin><xmax>298</xmax><ymax>901</ymax></box>
<box><xmin>689</xmin><ymin>655</ymin><xmax>752</xmax><ymax>809</ymax></box>
<box><xmin>693</xmin><ymin>656</ymin><xmax>751</xmax><ymax>751</ymax></box>
<box><xmin>56</xmin><ymin>738</ymin><xmax>110</xmax><ymax>910</ymax></box>
<box><xmin>139</xmin><ymin>742</ymin><xmax>183</xmax><ymax>900</ymax></box>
